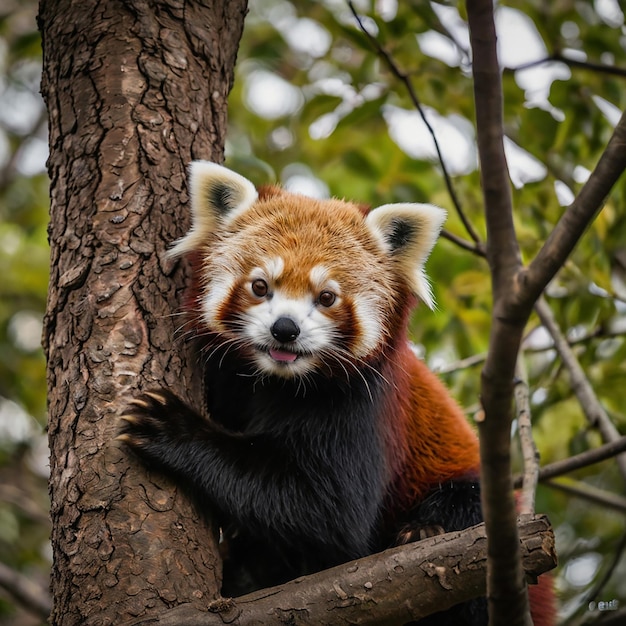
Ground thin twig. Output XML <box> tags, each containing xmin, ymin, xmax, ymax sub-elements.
<box><xmin>544</xmin><ymin>478</ymin><xmax>626</xmax><ymax>514</ymax></box>
<box><xmin>346</xmin><ymin>1</ymin><xmax>482</xmax><ymax>245</ymax></box>
<box><xmin>535</xmin><ymin>297</ymin><xmax>626</xmax><ymax>482</ymax></box>
<box><xmin>433</xmin><ymin>352</ymin><xmax>486</xmax><ymax>375</ymax></box>
<box><xmin>435</xmin><ymin>323</ymin><xmax>626</xmax><ymax>376</ymax></box>
<box><xmin>509</xmin><ymin>52</ymin><xmax>626</xmax><ymax>78</ymax></box>
<box><xmin>522</xmin><ymin>325</ymin><xmax>626</xmax><ymax>353</ymax></box>
<box><xmin>513</xmin><ymin>437</ymin><xmax>626</xmax><ymax>488</ymax></box>
<box><xmin>440</xmin><ymin>228</ymin><xmax>486</xmax><ymax>256</ymax></box>
<box><xmin>515</xmin><ymin>356</ymin><xmax>539</xmax><ymax>515</ymax></box>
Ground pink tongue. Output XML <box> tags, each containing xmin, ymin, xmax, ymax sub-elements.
<box><xmin>269</xmin><ymin>349</ymin><xmax>298</xmax><ymax>363</ymax></box>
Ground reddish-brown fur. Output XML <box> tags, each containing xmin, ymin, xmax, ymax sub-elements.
<box><xmin>388</xmin><ymin>342</ymin><xmax>481</xmax><ymax>503</ymax></box>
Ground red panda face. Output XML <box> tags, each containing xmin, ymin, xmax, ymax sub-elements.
<box><xmin>170</xmin><ymin>162</ymin><xmax>446</xmax><ymax>379</ymax></box>
<box><xmin>196</xmin><ymin>202</ymin><xmax>393</xmax><ymax>378</ymax></box>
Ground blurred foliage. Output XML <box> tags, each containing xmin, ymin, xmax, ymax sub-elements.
<box><xmin>1</xmin><ymin>0</ymin><xmax>625</xmax><ymax>624</ymax></box>
<box><xmin>0</xmin><ymin>0</ymin><xmax>50</xmax><ymax>624</ymax></box>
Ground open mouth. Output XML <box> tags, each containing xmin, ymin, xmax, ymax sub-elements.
<box><xmin>268</xmin><ymin>348</ymin><xmax>299</xmax><ymax>363</ymax></box>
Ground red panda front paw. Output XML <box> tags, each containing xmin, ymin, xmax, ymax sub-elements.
<box><xmin>117</xmin><ymin>390</ymin><xmax>207</xmax><ymax>468</ymax></box>
<box><xmin>395</xmin><ymin>522</ymin><xmax>446</xmax><ymax>545</ymax></box>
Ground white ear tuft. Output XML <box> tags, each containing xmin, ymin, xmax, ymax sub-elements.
<box><xmin>168</xmin><ymin>161</ymin><xmax>258</xmax><ymax>258</ymax></box>
<box><xmin>366</xmin><ymin>203</ymin><xmax>446</xmax><ymax>309</ymax></box>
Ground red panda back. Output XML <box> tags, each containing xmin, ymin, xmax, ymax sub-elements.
<box><xmin>380</xmin><ymin>341</ymin><xmax>480</xmax><ymax>507</ymax></box>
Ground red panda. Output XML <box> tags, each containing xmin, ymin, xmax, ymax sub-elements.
<box><xmin>119</xmin><ymin>162</ymin><xmax>555</xmax><ymax>625</ymax></box>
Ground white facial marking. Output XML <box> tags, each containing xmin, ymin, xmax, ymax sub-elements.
<box><xmin>309</xmin><ymin>264</ymin><xmax>329</xmax><ymax>288</ymax></box>
<box><xmin>262</xmin><ymin>256</ymin><xmax>283</xmax><ymax>282</ymax></box>
<box><xmin>202</xmin><ymin>272</ymin><xmax>237</xmax><ymax>328</ymax></box>
<box><xmin>352</xmin><ymin>294</ymin><xmax>383</xmax><ymax>358</ymax></box>
<box><xmin>310</xmin><ymin>265</ymin><xmax>341</xmax><ymax>305</ymax></box>
<box><xmin>242</xmin><ymin>287</ymin><xmax>337</xmax><ymax>377</ymax></box>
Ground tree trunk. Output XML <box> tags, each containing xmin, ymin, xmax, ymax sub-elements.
<box><xmin>39</xmin><ymin>1</ymin><xmax>247</xmax><ymax>623</ymax></box>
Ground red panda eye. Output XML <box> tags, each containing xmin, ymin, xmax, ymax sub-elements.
<box><xmin>318</xmin><ymin>290</ymin><xmax>336</xmax><ymax>307</ymax></box>
<box><xmin>251</xmin><ymin>279</ymin><xmax>269</xmax><ymax>298</ymax></box>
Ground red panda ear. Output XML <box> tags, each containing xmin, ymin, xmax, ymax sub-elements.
<box><xmin>366</xmin><ymin>203</ymin><xmax>446</xmax><ymax>309</ymax></box>
<box><xmin>168</xmin><ymin>161</ymin><xmax>258</xmax><ymax>258</ymax></box>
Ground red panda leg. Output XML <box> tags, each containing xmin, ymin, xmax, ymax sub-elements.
<box><xmin>394</xmin><ymin>478</ymin><xmax>482</xmax><ymax>544</ymax></box>
<box><xmin>391</xmin><ymin>478</ymin><xmax>488</xmax><ymax>626</ymax></box>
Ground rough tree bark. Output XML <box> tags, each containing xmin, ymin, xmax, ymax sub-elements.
<box><xmin>139</xmin><ymin>517</ymin><xmax>556</xmax><ymax>626</ymax></box>
<box><xmin>39</xmin><ymin>0</ymin><xmax>248</xmax><ymax>623</ymax></box>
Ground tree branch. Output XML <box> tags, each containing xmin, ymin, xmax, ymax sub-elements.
<box><xmin>133</xmin><ymin>516</ymin><xmax>556</xmax><ymax>626</ymax></box>
<box><xmin>515</xmin><ymin>356</ymin><xmax>539</xmax><ymax>515</ymax></box>
<box><xmin>432</xmin><ymin>351</ymin><xmax>486</xmax><ymax>375</ymax></box>
<box><xmin>466</xmin><ymin>4</ymin><xmax>520</xmax><ymax>283</ymax></box>
<box><xmin>522</xmin><ymin>110</ymin><xmax>626</xmax><ymax>302</ymax></box>
<box><xmin>534</xmin><ymin>297</ymin><xmax>626</xmax><ymax>481</ymax></box>
<box><xmin>523</xmin><ymin>324</ymin><xmax>626</xmax><ymax>353</ymax></box>
<box><xmin>513</xmin><ymin>437</ymin><xmax>626</xmax><ymax>488</ymax></box>
<box><xmin>440</xmin><ymin>228</ymin><xmax>486</xmax><ymax>256</ymax></box>
<box><xmin>435</xmin><ymin>319</ymin><xmax>626</xmax><ymax>377</ymax></box>
<box><xmin>466</xmin><ymin>1</ymin><xmax>531</xmax><ymax>623</ymax></box>
<box><xmin>544</xmin><ymin>478</ymin><xmax>626</xmax><ymax>513</ymax></box>
<box><xmin>509</xmin><ymin>53</ymin><xmax>626</xmax><ymax>79</ymax></box>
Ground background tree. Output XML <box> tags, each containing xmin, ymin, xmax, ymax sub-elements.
<box><xmin>0</xmin><ymin>0</ymin><xmax>625</xmax><ymax>624</ymax></box>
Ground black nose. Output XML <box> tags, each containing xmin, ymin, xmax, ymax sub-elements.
<box><xmin>271</xmin><ymin>317</ymin><xmax>300</xmax><ymax>343</ymax></box>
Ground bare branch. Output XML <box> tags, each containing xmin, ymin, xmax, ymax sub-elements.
<box><xmin>347</xmin><ymin>1</ymin><xmax>482</xmax><ymax>245</ymax></box>
<box><xmin>509</xmin><ymin>52</ymin><xmax>626</xmax><ymax>79</ymax></box>
<box><xmin>135</xmin><ymin>516</ymin><xmax>556</xmax><ymax>626</ymax></box>
<box><xmin>544</xmin><ymin>478</ymin><xmax>626</xmax><ymax>513</ymax></box>
<box><xmin>513</xmin><ymin>437</ymin><xmax>626</xmax><ymax>488</ymax></box>
<box><xmin>467</xmin><ymin>4</ymin><xmax>520</xmax><ymax>284</ymax></box>
<box><xmin>0</xmin><ymin>561</ymin><xmax>52</xmax><ymax>620</ymax></box>
<box><xmin>534</xmin><ymin>297</ymin><xmax>626</xmax><ymax>481</ymax></box>
<box><xmin>466</xmin><ymin>1</ymin><xmax>530</xmax><ymax>623</ymax></box>
<box><xmin>515</xmin><ymin>356</ymin><xmax>539</xmax><ymax>515</ymax></box>
<box><xmin>432</xmin><ymin>352</ymin><xmax>486</xmax><ymax>375</ymax></box>
<box><xmin>440</xmin><ymin>228</ymin><xmax>486</xmax><ymax>256</ymax></box>
<box><xmin>522</xmin><ymin>111</ymin><xmax>626</xmax><ymax>302</ymax></box>
<box><xmin>522</xmin><ymin>324</ymin><xmax>626</xmax><ymax>353</ymax></box>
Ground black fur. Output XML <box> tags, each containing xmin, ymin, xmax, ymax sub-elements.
<box><xmin>209</xmin><ymin>182</ymin><xmax>235</xmax><ymax>215</ymax></box>
<box><xmin>393</xmin><ymin>481</ymin><xmax>487</xmax><ymax>626</ymax></box>
<box><xmin>121</xmin><ymin>349</ymin><xmax>388</xmax><ymax>589</ymax></box>
<box><xmin>389</xmin><ymin>218</ymin><xmax>419</xmax><ymax>251</ymax></box>
<box><xmin>120</xmin><ymin>345</ymin><xmax>486</xmax><ymax>624</ymax></box>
